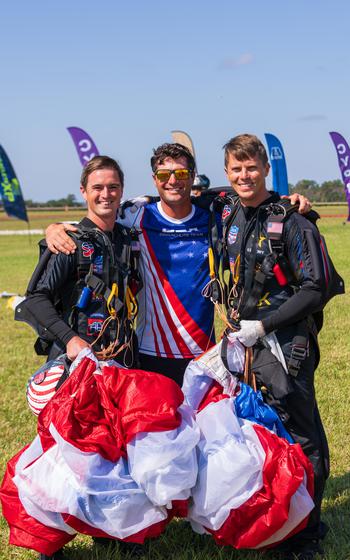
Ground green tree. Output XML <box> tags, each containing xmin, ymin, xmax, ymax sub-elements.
<box><xmin>319</xmin><ymin>180</ymin><xmax>345</xmax><ymax>202</ymax></box>
<box><xmin>291</xmin><ymin>180</ymin><xmax>321</xmax><ymax>201</ymax></box>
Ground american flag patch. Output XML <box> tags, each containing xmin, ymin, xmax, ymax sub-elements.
<box><xmin>26</xmin><ymin>362</ymin><xmax>66</xmax><ymax>416</ymax></box>
<box><xmin>267</xmin><ymin>221</ymin><xmax>283</xmax><ymax>235</ymax></box>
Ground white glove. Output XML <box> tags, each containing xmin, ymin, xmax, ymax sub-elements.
<box><xmin>127</xmin><ymin>196</ymin><xmax>151</xmax><ymax>213</ymax></box>
<box><xmin>119</xmin><ymin>196</ymin><xmax>152</xmax><ymax>218</ymax></box>
<box><xmin>228</xmin><ymin>320</ymin><xmax>265</xmax><ymax>347</ymax></box>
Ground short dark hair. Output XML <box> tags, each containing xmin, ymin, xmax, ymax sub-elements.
<box><xmin>150</xmin><ymin>143</ymin><xmax>196</xmax><ymax>173</ymax></box>
<box><xmin>80</xmin><ymin>155</ymin><xmax>124</xmax><ymax>189</ymax></box>
<box><xmin>223</xmin><ymin>134</ymin><xmax>268</xmax><ymax>168</ymax></box>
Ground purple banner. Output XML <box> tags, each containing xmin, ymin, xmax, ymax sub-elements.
<box><xmin>67</xmin><ymin>127</ymin><xmax>99</xmax><ymax>166</ymax></box>
<box><xmin>329</xmin><ymin>131</ymin><xmax>350</xmax><ymax>221</ymax></box>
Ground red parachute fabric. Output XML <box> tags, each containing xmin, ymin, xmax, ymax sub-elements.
<box><xmin>0</xmin><ymin>356</ymin><xmax>186</xmax><ymax>555</ymax></box>
<box><xmin>197</xmin><ymin>380</ymin><xmax>229</xmax><ymax>412</ymax></box>
<box><xmin>0</xmin><ymin>447</ymin><xmax>74</xmax><ymax>555</ymax></box>
<box><xmin>38</xmin><ymin>357</ymin><xmax>183</xmax><ymax>460</ymax></box>
<box><xmin>206</xmin><ymin>424</ymin><xmax>314</xmax><ymax>549</ymax></box>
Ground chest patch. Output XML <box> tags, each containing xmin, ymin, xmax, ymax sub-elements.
<box><xmin>82</xmin><ymin>241</ymin><xmax>94</xmax><ymax>258</ymax></box>
<box><xmin>93</xmin><ymin>255</ymin><xmax>103</xmax><ymax>274</ymax></box>
<box><xmin>228</xmin><ymin>225</ymin><xmax>239</xmax><ymax>245</ymax></box>
<box><xmin>222</xmin><ymin>205</ymin><xmax>232</xmax><ymax>221</ymax></box>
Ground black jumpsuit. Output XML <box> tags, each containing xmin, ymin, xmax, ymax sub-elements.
<box><xmin>24</xmin><ymin>217</ymin><xmax>136</xmax><ymax>366</ymax></box>
<box><xmin>224</xmin><ymin>194</ymin><xmax>329</xmax><ymax>542</ymax></box>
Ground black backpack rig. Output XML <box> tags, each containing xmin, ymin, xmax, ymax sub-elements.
<box><xmin>189</xmin><ymin>190</ymin><xmax>345</xmax><ymax>345</ymax></box>
<box><xmin>204</xmin><ymin>193</ymin><xmax>345</xmax><ymax>385</ymax></box>
<box><xmin>218</xmin><ymin>197</ymin><xmax>345</xmax><ymax>331</ymax></box>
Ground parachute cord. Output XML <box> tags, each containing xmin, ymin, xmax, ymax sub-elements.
<box><xmin>201</xmin><ymin>278</ymin><xmax>231</xmax><ymax>337</ymax></box>
<box><xmin>93</xmin><ymin>314</ymin><xmax>136</xmax><ymax>363</ymax></box>
<box><xmin>92</xmin><ymin>315</ymin><xmax>118</xmax><ymax>348</ymax></box>
<box><xmin>201</xmin><ymin>277</ymin><xmax>242</xmax><ymax>337</ymax></box>
<box><xmin>94</xmin><ymin>322</ymin><xmax>134</xmax><ymax>363</ymax></box>
<box><xmin>201</xmin><ymin>277</ymin><xmax>217</xmax><ymax>299</ymax></box>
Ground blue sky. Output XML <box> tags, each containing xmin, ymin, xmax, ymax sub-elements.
<box><xmin>1</xmin><ymin>0</ymin><xmax>350</xmax><ymax>201</ymax></box>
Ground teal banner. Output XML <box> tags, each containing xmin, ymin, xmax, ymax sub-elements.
<box><xmin>0</xmin><ymin>145</ymin><xmax>28</xmax><ymax>222</ymax></box>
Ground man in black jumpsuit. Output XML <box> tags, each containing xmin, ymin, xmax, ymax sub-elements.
<box><xmin>223</xmin><ymin>134</ymin><xmax>331</xmax><ymax>560</ymax></box>
<box><xmin>24</xmin><ymin>155</ymin><xmax>136</xmax><ymax>365</ymax></box>
<box><xmin>23</xmin><ymin>156</ymin><xmax>140</xmax><ymax>559</ymax></box>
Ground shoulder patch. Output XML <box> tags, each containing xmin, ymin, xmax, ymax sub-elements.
<box><xmin>81</xmin><ymin>241</ymin><xmax>94</xmax><ymax>258</ymax></box>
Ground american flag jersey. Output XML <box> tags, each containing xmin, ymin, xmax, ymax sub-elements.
<box><xmin>119</xmin><ymin>202</ymin><xmax>219</xmax><ymax>359</ymax></box>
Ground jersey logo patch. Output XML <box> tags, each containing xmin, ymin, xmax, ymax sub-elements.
<box><xmin>228</xmin><ymin>225</ymin><xmax>239</xmax><ymax>245</ymax></box>
<box><xmin>82</xmin><ymin>242</ymin><xmax>94</xmax><ymax>258</ymax></box>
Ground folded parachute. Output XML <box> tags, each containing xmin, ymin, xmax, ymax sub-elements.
<box><xmin>0</xmin><ymin>351</ymin><xmax>199</xmax><ymax>556</ymax></box>
<box><xmin>1</xmin><ymin>339</ymin><xmax>315</xmax><ymax>555</ymax></box>
<box><xmin>183</xmin><ymin>339</ymin><xmax>315</xmax><ymax>549</ymax></box>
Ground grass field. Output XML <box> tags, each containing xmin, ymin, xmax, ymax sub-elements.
<box><xmin>0</xmin><ymin>208</ymin><xmax>349</xmax><ymax>560</ymax></box>
<box><xmin>0</xmin><ymin>208</ymin><xmax>87</xmax><ymax>231</ymax></box>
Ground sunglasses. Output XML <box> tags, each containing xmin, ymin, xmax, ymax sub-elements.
<box><xmin>154</xmin><ymin>168</ymin><xmax>191</xmax><ymax>182</ymax></box>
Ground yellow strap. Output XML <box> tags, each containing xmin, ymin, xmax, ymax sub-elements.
<box><xmin>126</xmin><ymin>286</ymin><xmax>137</xmax><ymax>320</ymax></box>
<box><xmin>257</xmin><ymin>291</ymin><xmax>271</xmax><ymax>307</ymax></box>
<box><xmin>208</xmin><ymin>247</ymin><xmax>215</xmax><ymax>279</ymax></box>
<box><xmin>230</xmin><ymin>254</ymin><xmax>240</xmax><ymax>285</ymax></box>
<box><xmin>107</xmin><ymin>282</ymin><xmax>118</xmax><ymax>315</ymax></box>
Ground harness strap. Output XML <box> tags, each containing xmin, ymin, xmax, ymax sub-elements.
<box><xmin>85</xmin><ymin>273</ymin><xmax>124</xmax><ymax>313</ymax></box>
<box><xmin>220</xmin><ymin>198</ymin><xmax>241</xmax><ymax>303</ymax></box>
<box><xmin>126</xmin><ymin>286</ymin><xmax>138</xmax><ymax>320</ymax></box>
<box><xmin>204</xmin><ymin>200</ymin><xmax>222</xmax><ymax>303</ymax></box>
<box><xmin>107</xmin><ymin>282</ymin><xmax>118</xmax><ymax>316</ymax></box>
<box><xmin>240</xmin><ymin>255</ymin><xmax>276</xmax><ymax>318</ymax></box>
<box><xmin>238</xmin><ymin>203</ymin><xmax>294</xmax><ymax>319</ymax></box>
<box><xmin>288</xmin><ymin>335</ymin><xmax>308</xmax><ymax>377</ymax></box>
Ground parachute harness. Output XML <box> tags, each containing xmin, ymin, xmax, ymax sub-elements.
<box><xmin>75</xmin><ymin>227</ymin><xmax>139</xmax><ymax>366</ymax></box>
<box><xmin>92</xmin><ymin>282</ymin><xmax>138</xmax><ymax>364</ymax></box>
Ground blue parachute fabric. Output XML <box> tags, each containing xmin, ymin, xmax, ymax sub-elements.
<box><xmin>234</xmin><ymin>382</ymin><xmax>293</xmax><ymax>443</ymax></box>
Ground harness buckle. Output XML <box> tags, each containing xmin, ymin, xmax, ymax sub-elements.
<box><xmin>85</xmin><ymin>274</ymin><xmax>106</xmax><ymax>296</ymax></box>
<box><xmin>288</xmin><ymin>341</ymin><xmax>308</xmax><ymax>377</ymax></box>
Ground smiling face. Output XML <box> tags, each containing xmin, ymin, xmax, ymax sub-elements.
<box><xmin>153</xmin><ymin>156</ymin><xmax>194</xmax><ymax>218</ymax></box>
<box><xmin>80</xmin><ymin>167</ymin><xmax>123</xmax><ymax>230</ymax></box>
<box><xmin>225</xmin><ymin>153</ymin><xmax>270</xmax><ymax>207</ymax></box>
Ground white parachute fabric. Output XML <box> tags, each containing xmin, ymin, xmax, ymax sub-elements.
<box><xmin>127</xmin><ymin>404</ymin><xmax>199</xmax><ymax>506</ymax></box>
<box><xmin>1</xmin><ymin>351</ymin><xmax>199</xmax><ymax>555</ymax></box>
<box><xmin>182</xmin><ymin>340</ymin><xmax>315</xmax><ymax>549</ymax></box>
<box><xmin>1</xmin><ymin>342</ymin><xmax>315</xmax><ymax>555</ymax></box>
